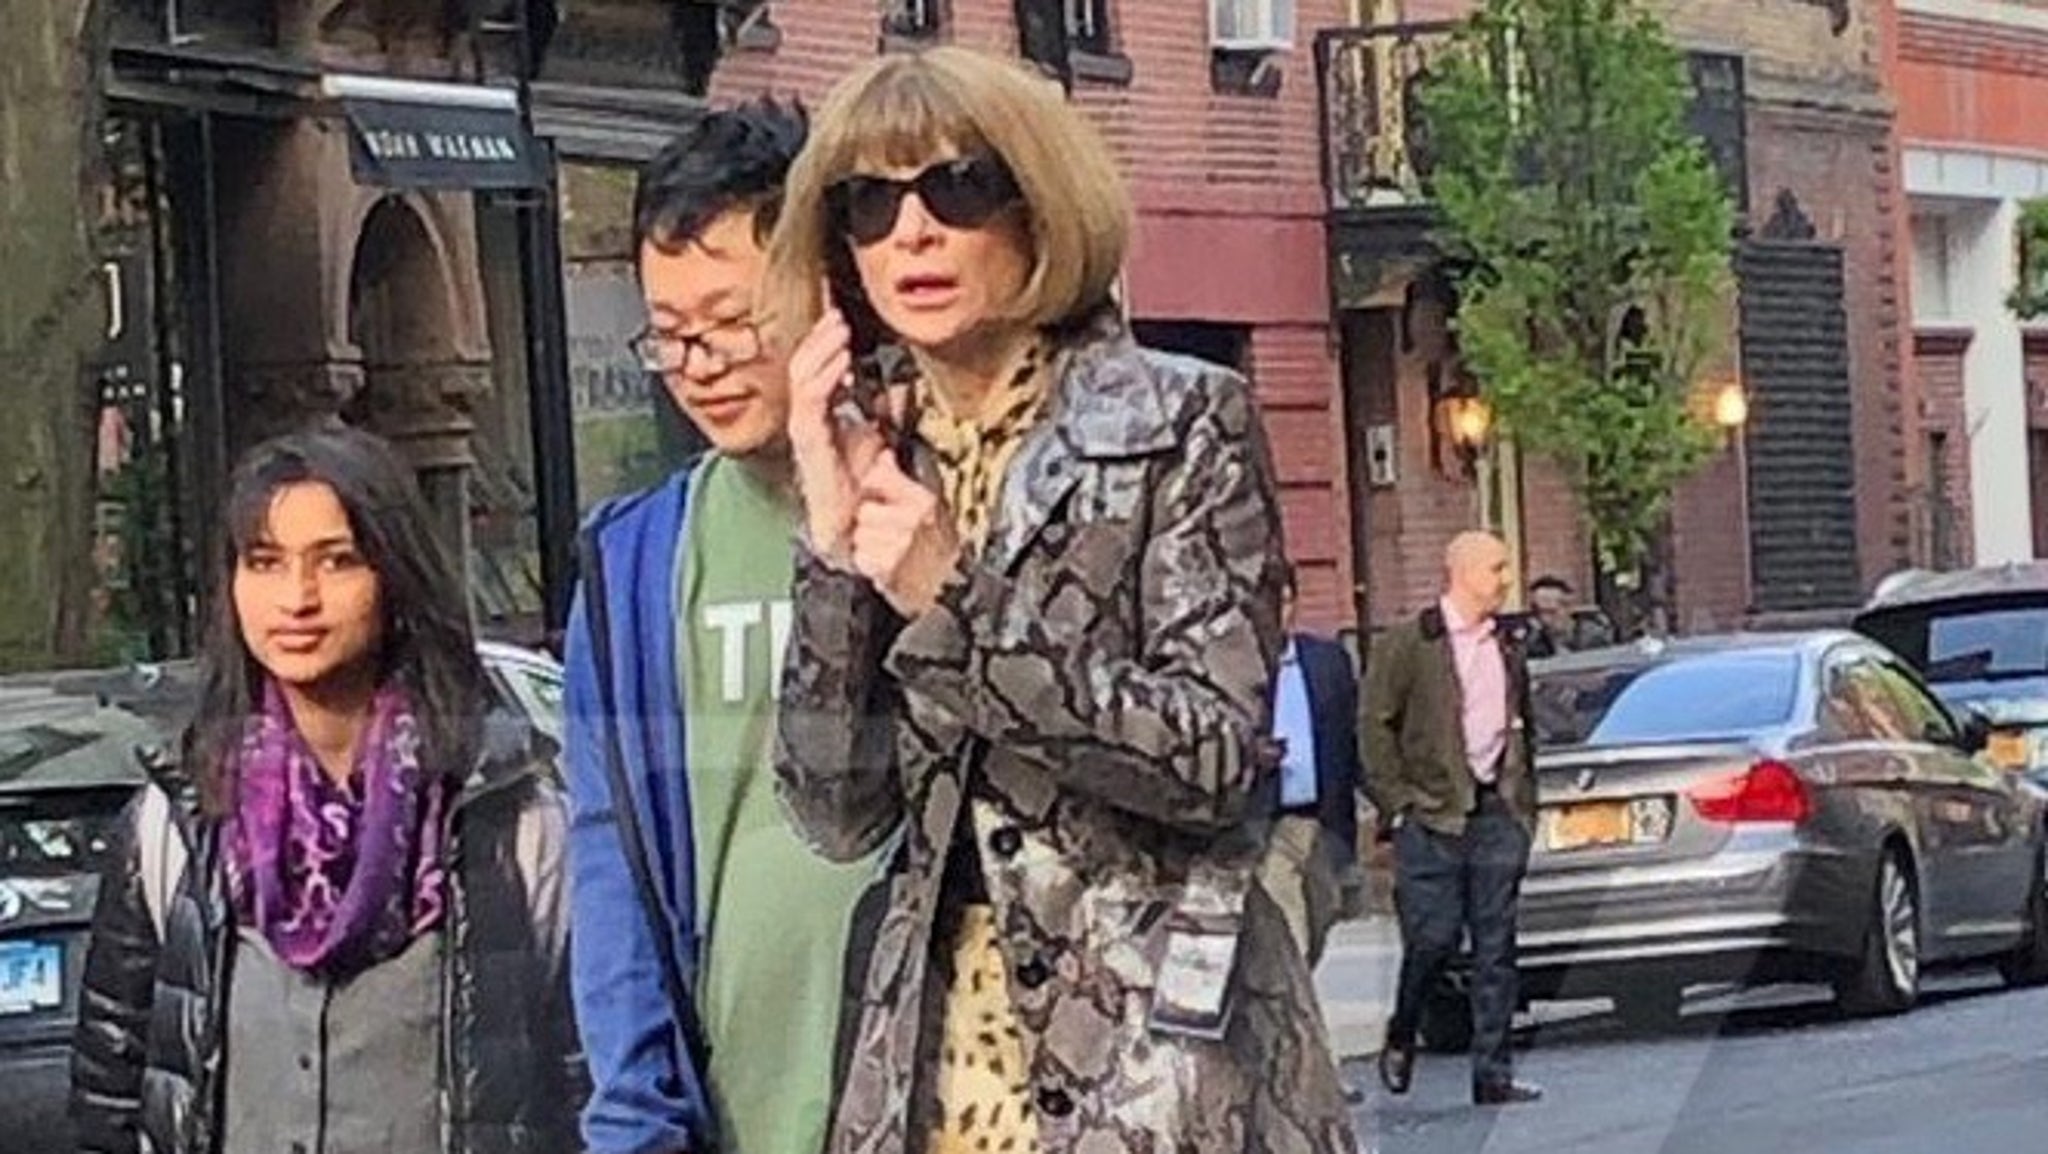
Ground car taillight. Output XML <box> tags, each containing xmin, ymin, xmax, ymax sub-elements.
<box><xmin>1688</xmin><ymin>759</ymin><xmax>1813</xmax><ymax>825</ymax></box>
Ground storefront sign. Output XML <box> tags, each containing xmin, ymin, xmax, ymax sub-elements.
<box><xmin>343</xmin><ymin>98</ymin><xmax>543</xmax><ymax>190</ymax></box>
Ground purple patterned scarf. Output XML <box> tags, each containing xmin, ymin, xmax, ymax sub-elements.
<box><xmin>224</xmin><ymin>680</ymin><xmax>449</xmax><ymax>977</ymax></box>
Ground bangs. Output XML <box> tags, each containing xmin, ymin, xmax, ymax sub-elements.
<box><xmin>820</xmin><ymin>60</ymin><xmax>992</xmax><ymax>177</ymax></box>
<box><xmin>224</xmin><ymin>454</ymin><xmax>313</xmax><ymax>554</ymax></box>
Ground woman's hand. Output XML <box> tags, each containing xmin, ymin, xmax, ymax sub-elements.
<box><xmin>850</xmin><ymin>452</ymin><xmax>963</xmax><ymax>619</ymax></box>
<box><xmin>786</xmin><ymin>290</ymin><xmax>886</xmax><ymax>567</ymax></box>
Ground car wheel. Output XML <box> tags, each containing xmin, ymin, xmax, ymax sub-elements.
<box><xmin>1835</xmin><ymin>849</ymin><xmax>1920</xmax><ymax>1017</ymax></box>
<box><xmin>1612</xmin><ymin>983</ymin><xmax>1685</xmax><ymax>1034</ymax></box>
<box><xmin>1418</xmin><ymin>982</ymin><xmax>1475</xmax><ymax>1054</ymax></box>
<box><xmin>1998</xmin><ymin>843</ymin><xmax>2048</xmax><ymax>988</ymax></box>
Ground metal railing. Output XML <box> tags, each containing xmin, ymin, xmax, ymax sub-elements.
<box><xmin>1314</xmin><ymin>21</ymin><xmax>1464</xmax><ymax>212</ymax></box>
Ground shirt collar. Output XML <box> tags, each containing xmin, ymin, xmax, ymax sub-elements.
<box><xmin>1439</xmin><ymin>596</ymin><xmax>1496</xmax><ymax>638</ymax></box>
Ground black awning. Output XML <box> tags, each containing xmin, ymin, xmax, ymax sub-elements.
<box><xmin>343</xmin><ymin>98</ymin><xmax>543</xmax><ymax>191</ymax></box>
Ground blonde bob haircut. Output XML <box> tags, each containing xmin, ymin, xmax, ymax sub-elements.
<box><xmin>762</xmin><ymin>46</ymin><xmax>1132</xmax><ymax>350</ymax></box>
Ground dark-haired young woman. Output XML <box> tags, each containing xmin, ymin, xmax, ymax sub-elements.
<box><xmin>70</xmin><ymin>426</ymin><xmax>584</xmax><ymax>1154</ymax></box>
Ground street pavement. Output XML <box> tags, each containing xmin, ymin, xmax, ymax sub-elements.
<box><xmin>1319</xmin><ymin>948</ymin><xmax>2048</xmax><ymax>1154</ymax></box>
<box><xmin>1316</xmin><ymin>913</ymin><xmax>1403</xmax><ymax>1059</ymax></box>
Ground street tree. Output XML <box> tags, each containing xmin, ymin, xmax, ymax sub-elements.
<box><xmin>1419</xmin><ymin>0</ymin><xmax>1736</xmax><ymax>630</ymax></box>
<box><xmin>0</xmin><ymin>0</ymin><xmax>106</xmax><ymax>669</ymax></box>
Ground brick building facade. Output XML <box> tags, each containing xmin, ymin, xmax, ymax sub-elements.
<box><xmin>1896</xmin><ymin>0</ymin><xmax>2048</xmax><ymax>568</ymax></box>
<box><xmin>1324</xmin><ymin>0</ymin><xmax>1915</xmax><ymax>632</ymax></box>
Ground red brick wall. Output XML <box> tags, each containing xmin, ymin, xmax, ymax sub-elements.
<box><xmin>1914</xmin><ymin>327</ymin><xmax>1974</xmax><ymax>567</ymax></box>
<box><xmin>1670</xmin><ymin>448</ymin><xmax>1752</xmax><ymax>633</ymax></box>
<box><xmin>713</xmin><ymin>0</ymin><xmax>1354</xmax><ymax>629</ymax></box>
<box><xmin>1254</xmin><ymin>324</ymin><xmax>1354</xmax><ymax>628</ymax></box>
<box><xmin>1517</xmin><ymin>454</ymin><xmax>1594</xmax><ymax>603</ymax></box>
<box><xmin>1356</xmin><ymin>298</ymin><xmax>1486</xmax><ymax>626</ymax></box>
<box><xmin>1898</xmin><ymin>10</ymin><xmax>2048</xmax><ymax>152</ymax></box>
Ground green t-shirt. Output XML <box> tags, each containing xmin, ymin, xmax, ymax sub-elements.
<box><xmin>678</xmin><ymin>455</ymin><xmax>882</xmax><ymax>1154</ymax></box>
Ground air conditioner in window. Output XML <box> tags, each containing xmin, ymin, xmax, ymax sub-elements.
<box><xmin>1210</xmin><ymin>0</ymin><xmax>1295</xmax><ymax>53</ymax></box>
<box><xmin>886</xmin><ymin>0</ymin><xmax>941</xmax><ymax>36</ymax></box>
<box><xmin>1064</xmin><ymin>0</ymin><xmax>1101</xmax><ymax>41</ymax></box>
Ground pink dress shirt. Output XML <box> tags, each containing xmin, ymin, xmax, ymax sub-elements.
<box><xmin>1441</xmin><ymin>597</ymin><xmax>1508</xmax><ymax>785</ymax></box>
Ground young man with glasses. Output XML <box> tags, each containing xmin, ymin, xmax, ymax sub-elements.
<box><xmin>562</xmin><ymin>99</ymin><xmax>885</xmax><ymax>1154</ymax></box>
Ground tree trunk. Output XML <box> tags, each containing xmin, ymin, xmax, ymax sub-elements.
<box><xmin>0</xmin><ymin>0</ymin><xmax>106</xmax><ymax>670</ymax></box>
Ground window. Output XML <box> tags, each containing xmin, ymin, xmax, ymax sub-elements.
<box><xmin>1873</xmin><ymin>661</ymin><xmax>1959</xmax><ymax>747</ymax></box>
<box><xmin>0</xmin><ymin>788</ymin><xmax>135</xmax><ymax>884</ymax></box>
<box><xmin>1210</xmin><ymin>0</ymin><xmax>1295</xmax><ymax>53</ymax></box>
<box><xmin>1066</xmin><ymin>0</ymin><xmax>1112</xmax><ymax>55</ymax></box>
<box><xmin>883</xmin><ymin>0</ymin><xmax>946</xmax><ymax>40</ymax></box>
<box><xmin>556</xmin><ymin>162</ymin><xmax>706</xmax><ymax>517</ymax></box>
<box><xmin>1820</xmin><ymin>659</ymin><xmax>1916</xmax><ymax>743</ymax></box>
<box><xmin>1925</xmin><ymin>607</ymin><xmax>2048</xmax><ymax>684</ymax></box>
<box><xmin>1532</xmin><ymin>653</ymin><xmax>1801</xmax><ymax>748</ymax></box>
<box><xmin>1910</xmin><ymin>215</ymin><xmax>1953</xmax><ymax>324</ymax></box>
<box><xmin>1129</xmin><ymin>321</ymin><xmax>1249</xmax><ymax>373</ymax></box>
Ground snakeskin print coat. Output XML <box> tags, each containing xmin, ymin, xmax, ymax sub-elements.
<box><xmin>775</xmin><ymin>319</ymin><xmax>1357</xmax><ymax>1154</ymax></box>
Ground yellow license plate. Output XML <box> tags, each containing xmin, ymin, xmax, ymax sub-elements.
<box><xmin>1987</xmin><ymin>730</ymin><xmax>2030</xmax><ymax>770</ymax></box>
<box><xmin>1544</xmin><ymin>801</ymin><xmax>1632</xmax><ymax>851</ymax></box>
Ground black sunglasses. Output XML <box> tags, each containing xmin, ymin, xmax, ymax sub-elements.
<box><xmin>826</xmin><ymin>154</ymin><xmax>1022</xmax><ymax>247</ymax></box>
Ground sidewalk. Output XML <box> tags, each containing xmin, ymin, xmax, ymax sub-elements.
<box><xmin>1313</xmin><ymin>914</ymin><xmax>1402</xmax><ymax>1059</ymax></box>
<box><xmin>1312</xmin><ymin>915</ymin><xmax>1622</xmax><ymax>1061</ymax></box>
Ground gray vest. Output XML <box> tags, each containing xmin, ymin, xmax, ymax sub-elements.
<box><xmin>219</xmin><ymin>929</ymin><xmax>444</xmax><ymax>1154</ymax></box>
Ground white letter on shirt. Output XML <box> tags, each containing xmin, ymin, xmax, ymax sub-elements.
<box><xmin>701</xmin><ymin>602</ymin><xmax>763</xmax><ymax>704</ymax></box>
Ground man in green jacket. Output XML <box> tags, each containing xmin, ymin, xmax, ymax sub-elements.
<box><xmin>1362</xmin><ymin>530</ymin><xmax>1542</xmax><ymax>1106</ymax></box>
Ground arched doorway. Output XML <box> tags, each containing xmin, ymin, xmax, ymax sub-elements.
<box><xmin>347</xmin><ymin>196</ymin><xmax>476</xmax><ymax>566</ymax></box>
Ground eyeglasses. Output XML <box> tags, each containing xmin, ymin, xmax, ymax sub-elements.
<box><xmin>628</xmin><ymin>316</ymin><xmax>763</xmax><ymax>376</ymax></box>
<box><xmin>826</xmin><ymin>154</ymin><xmax>1022</xmax><ymax>247</ymax></box>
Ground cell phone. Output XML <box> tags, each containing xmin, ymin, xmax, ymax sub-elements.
<box><xmin>824</xmin><ymin>242</ymin><xmax>916</xmax><ymax>466</ymax></box>
<box><xmin>825</xmin><ymin>239</ymin><xmax>888</xmax><ymax>368</ymax></box>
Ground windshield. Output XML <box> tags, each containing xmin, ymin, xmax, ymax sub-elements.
<box><xmin>0</xmin><ymin>788</ymin><xmax>132</xmax><ymax>879</ymax></box>
<box><xmin>1921</xmin><ymin>607</ymin><xmax>2048</xmax><ymax>684</ymax></box>
<box><xmin>1533</xmin><ymin>653</ymin><xmax>1801</xmax><ymax>748</ymax></box>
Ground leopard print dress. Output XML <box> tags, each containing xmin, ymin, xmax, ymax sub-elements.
<box><xmin>914</xmin><ymin>341</ymin><xmax>1051</xmax><ymax>1154</ymax></box>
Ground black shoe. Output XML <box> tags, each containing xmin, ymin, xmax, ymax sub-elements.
<box><xmin>1473</xmin><ymin>1079</ymin><xmax>1544</xmax><ymax>1106</ymax></box>
<box><xmin>1378</xmin><ymin>1038</ymin><xmax>1416</xmax><ymax>1096</ymax></box>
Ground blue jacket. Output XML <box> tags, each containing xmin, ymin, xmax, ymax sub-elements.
<box><xmin>562</xmin><ymin>468</ymin><xmax>713</xmax><ymax>1154</ymax></box>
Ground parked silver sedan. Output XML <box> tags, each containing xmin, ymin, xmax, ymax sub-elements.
<box><xmin>1514</xmin><ymin>631</ymin><xmax>2048</xmax><ymax>1029</ymax></box>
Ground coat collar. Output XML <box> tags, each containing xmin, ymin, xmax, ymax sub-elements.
<box><xmin>977</xmin><ymin>311</ymin><xmax>1187</xmax><ymax>573</ymax></box>
<box><xmin>1419</xmin><ymin>604</ymin><xmax>1537</xmax><ymax>651</ymax></box>
<box><xmin>1046</xmin><ymin>311</ymin><xmax>1185</xmax><ymax>460</ymax></box>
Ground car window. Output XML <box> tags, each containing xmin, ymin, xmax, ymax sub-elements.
<box><xmin>0</xmin><ymin>787</ymin><xmax>134</xmax><ymax>881</ymax></box>
<box><xmin>1819</xmin><ymin>658</ymin><xmax>1917</xmax><ymax>742</ymax></box>
<box><xmin>1533</xmin><ymin>652</ymin><xmax>1800</xmax><ymax>748</ymax></box>
<box><xmin>1922</xmin><ymin>606</ymin><xmax>2048</xmax><ymax>683</ymax></box>
<box><xmin>1873</xmin><ymin>661</ymin><xmax>1958</xmax><ymax>745</ymax></box>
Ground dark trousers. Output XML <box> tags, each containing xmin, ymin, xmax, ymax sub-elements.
<box><xmin>1386</xmin><ymin>789</ymin><xmax>1531</xmax><ymax>1088</ymax></box>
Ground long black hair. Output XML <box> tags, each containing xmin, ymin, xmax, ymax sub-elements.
<box><xmin>187</xmin><ymin>424</ymin><xmax>487</xmax><ymax>814</ymax></box>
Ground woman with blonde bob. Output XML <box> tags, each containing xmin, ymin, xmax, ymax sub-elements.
<box><xmin>765</xmin><ymin>46</ymin><xmax>1355</xmax><ymax>1154</ymax></box>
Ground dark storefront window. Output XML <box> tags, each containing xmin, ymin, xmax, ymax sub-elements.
<box><xmin>558</xmin><ymin>161</ymin><xmax>703</xmax><ymax>514</ymax></box>
<box><xmin>88</xmin><ymin>113</ymin><xmax>205</xmax><ymax>663</ymax></box>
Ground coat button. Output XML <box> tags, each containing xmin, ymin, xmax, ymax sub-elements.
<box><xmin>990</xmin><ymin>826</ymin><xmax>1023</xmax><ymax>858</ymax></box>
<box><xmin>1035</xmin><ymin>1086</ymin><xmax>1075</xmax><ymax>1118</ymax></box>
<box><xmin>1014</xmin><ymin>956</ymin><xmax>1051</xmax><ymax>989</ymax></box>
